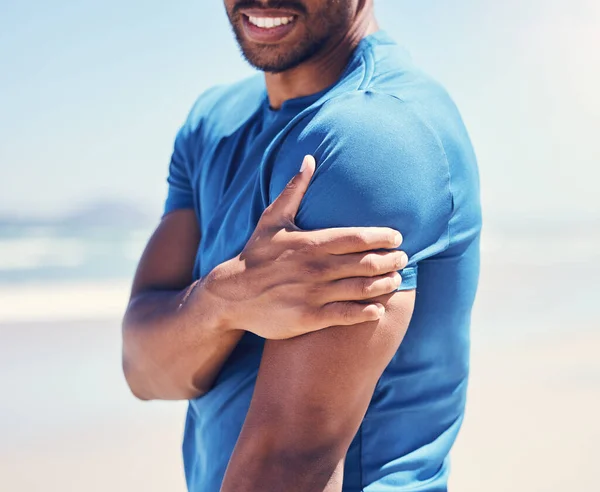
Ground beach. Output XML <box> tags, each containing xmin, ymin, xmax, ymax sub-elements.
<box><xmin>1</xmin><ymin>250</ymin><xmax>598</xmax><ymax>491</ymax></box>
<box><xmin>451</xmin><ymin>330</ymin><xmax>599</xmax><ymax>491</ymax></box>
<box><xmin>2</xmin><ymin>0</ymin><xmax>599</xmax><ymax>488</ymax></box>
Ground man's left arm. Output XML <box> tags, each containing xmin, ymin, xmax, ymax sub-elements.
<box><xmin>221</xmin><ymin>289</ymin><xmax>415</xmax><ymax>491</ymax></box>
<box><xmin>222</xmin><ymin>93</ymin><xmax>454</xmax><ymax>491</ymax></box>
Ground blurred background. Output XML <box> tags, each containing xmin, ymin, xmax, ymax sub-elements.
<box><xmin>1</xmin><ymin>0</ymin><xmax>598</xmax><ymax>490</ymax></box>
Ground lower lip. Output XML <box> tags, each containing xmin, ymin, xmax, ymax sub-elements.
<box><xmin>241</xmin><ymin>15</ymin><xmax>297</xmax><ymax>43</ymax></box>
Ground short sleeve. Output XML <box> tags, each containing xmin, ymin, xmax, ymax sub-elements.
<box><xmin>269</xmin><ymin>91</ymin><xmax>454</xmax><ymax>290</ymax></box>
<box><xmin>163</xmin><ymin>123</ymin><xmax>195</xmax><ymax>216</ymax></box>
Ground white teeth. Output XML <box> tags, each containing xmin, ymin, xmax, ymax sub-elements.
<box><xmin>247</xmin><ymin>15</ymin><xmax>294</xmax><ymax>29</ymax></box>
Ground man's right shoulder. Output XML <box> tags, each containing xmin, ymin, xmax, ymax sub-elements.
<box><xmin>181</xmin><ymin>75</ymin><xmax>266</xmax><ymax>139</ymax></box>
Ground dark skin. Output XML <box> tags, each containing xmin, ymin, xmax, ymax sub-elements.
<box><xmin>225</xmin><ymin>0</ymin><xmax>379</xmax><ymax>108</ymax></box>
<box><xmin>122</xmin><ymin>157</ymin><xmax>408</xmax><ymax>400</ymax></box>
<box><xmin>220</xmin><ymin>2</ymin><xmax>416</xmax><ymax>491</ymax></box>
<box><xmin>123</xmin><ymin>0</ymin><xmax>417</xmax><ymax>490</ymax></box>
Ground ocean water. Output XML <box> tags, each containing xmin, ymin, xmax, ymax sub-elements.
<box><xmin>1</xmin><ymin>220</ymin><xmax>599</xmax><ymax>283</ymax></box>
<box><xmin>0</xmin><ymin>224</ymin><xmax>152</xmax><ymax>285</ymax></box>
<box><xmin>1</xmin><ymin>221</ymin><xmax>599</xmax><ymax>329</ymax></box>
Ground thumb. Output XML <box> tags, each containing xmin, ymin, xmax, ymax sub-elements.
<box><xmin>263</xmin><ymin>155</ymin><xmax>316</xmax><ymax>225</ymax></box>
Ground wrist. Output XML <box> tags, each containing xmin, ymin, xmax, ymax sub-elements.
<box><xmin>192</xmin><ymin>261</ymin><xmax>238</xmax><ymax>335</ymax></box>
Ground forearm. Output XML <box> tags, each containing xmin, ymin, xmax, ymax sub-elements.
<box><xmin>122</xmin><ymin>279</ymin><xmax>243</xmax><ymax>401</ymax></box>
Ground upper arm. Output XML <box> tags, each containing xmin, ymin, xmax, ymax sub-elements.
<box><xmin>224</xmin><ymin>92</ymin><xmax>453</xmax><ymax>487</ymax></box>
<box><xmin>130</xmin><ymin>209</ymin><xmax>200</xmax><ymax>297</ymax></box>
<box><xmin>131</xmin><ymin>108</ymin><xmax>201</xmax><ymax>297</ymax></box>
<box><xmin>228</xmin><ymin>290</ymin><xmax>415</xmax><ymax>488</ymax></box>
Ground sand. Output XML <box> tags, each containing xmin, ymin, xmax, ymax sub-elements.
<box><xmin>0</xmin><ymin>281</ymin><xmax>131</xmax><ymax>323</ymax></box>
<box><xmin>0</xmin><ymin>316</ymin><xmax>597</xmax><ymax>492</ymax></box>
<box><xmin>450</xmin><ymin>330</ymin><xmax>600</xmax><ymax>491</ymax></box>
<box><xmin>1</xmin><ymin>261</ymin><xmax>598</xmax><ymax>491</ymax></box>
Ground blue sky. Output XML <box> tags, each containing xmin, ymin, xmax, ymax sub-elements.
<box><xmin>1</xmin><ymin>0</ymin><xmax>598</xmax><ymax>221</ymax></box>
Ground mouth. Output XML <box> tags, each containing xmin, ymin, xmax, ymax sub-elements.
<box><xmin>240</xmin><ymin>9</ymin><xmax>299</xmax><ymax>43</ymax></box>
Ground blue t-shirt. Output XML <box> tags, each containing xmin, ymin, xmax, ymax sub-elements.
<box><xmin>165</xmin><ymin>31</ymin><xmax>481</xmax><ymax>492</ymax></box>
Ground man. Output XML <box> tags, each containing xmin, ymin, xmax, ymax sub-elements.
<box><xmin>122</xmin><ymin>0</ymin><xmax>481</xmax><ymax>490</ymax></box>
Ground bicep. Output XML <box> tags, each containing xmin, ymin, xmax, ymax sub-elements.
<box><xmin>130</xmin><ymin>209</ymin><xmax>200</xmax><ymax>297</ymax></box>
<box><xmin>242</xmin><ymin>290</ymin><xmax>415</xmax><ymax>457</ymax></box>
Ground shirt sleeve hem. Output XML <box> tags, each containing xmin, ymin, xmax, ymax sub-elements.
<box><xmin>397</xmin><ymin>265</ymin><xmax>418</xmax><ymax>291</ymax></box>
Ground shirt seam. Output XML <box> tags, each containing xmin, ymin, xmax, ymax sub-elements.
<box><xmin>260</xmin><ymin>45</ymin><xmax>377</xmax><ymax>208</ymax></box>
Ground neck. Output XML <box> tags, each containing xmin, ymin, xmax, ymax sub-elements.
<box><xmin>265</xmin><ymin>8</ymin><xmax>378</xmax><ymax>109</ymax></box>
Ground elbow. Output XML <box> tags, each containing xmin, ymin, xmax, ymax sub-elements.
<box><xmin>121</xmin><ymin>318</ymin><xmax>161</xmax><ymax>401</ymax></box>
<box><xmin>122</xmin><ymin>358</ymin><xmax>202</xmax><ymax>401</ymax></box>
<box><xmin>121</xmin><ymin>308</ymin><xmax>150</xmax><ymax>400</ymax></box>
<box><xmin>121</xmin><ymin>333</ymin><xmax>205</xmax><ymax>402</ymax></box>
<box><xmin>120</xmin><ymin>310</ymin><xmax>207</xmax><ymax>401</ymax></box>
<box><xmin>122</xmin><ymin>354</ymin><xmax>153</xmax><ymax>401</ymax></box>
<box><xmin>121</xmin><ymin>341</ymin><xmax>157</xmax><ymax>401</ymax></box>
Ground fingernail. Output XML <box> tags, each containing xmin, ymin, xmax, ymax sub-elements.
<box><xmin>300</xmin><ymin>156</ymin><xmax>309</xmax><ymax>173</ymax></box>
<box><xmin>399</xmin><ymin>252</ymin><xmax>408</xmax><ymax>268</ymax></box>
<box><xmin>376</xmin><ymin>303</ymin><xmax>386</xmax><ymax>317</ymax></box>
<box><xmin>394</xmin><ymin>233</ymin><xmax>403</xmax><ymax>247</ymax></box>
<box><xmin>393</xmin><ymin>272</ymin><xmax>402</xmax><ymax>285</ymax></box>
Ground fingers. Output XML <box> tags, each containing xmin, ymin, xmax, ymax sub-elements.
<box><xmin>318</xmin><ymin>301</ymin><xmax>386</xmax><ymax>327</ymax></box>
<box><xmin>261</xmin><ymin>155</ymin><xmax>316</xmax><ymax>225</ymax></box>
<box><xmin>318</xmin><ymin>272</ymin><xmax>402</xmax><ymax>303</ymax></box>
<box><xmin>307</xmin><ymin>227</ymin><xmax>403</xmax><ymax>254</ymax></box>
<box><xmin>317</xmin><ymin>250</ymin><xmax>408</xmax><ymax>280</ymax></box>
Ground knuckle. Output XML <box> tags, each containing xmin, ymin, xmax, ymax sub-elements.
<box><xmin>353</xmin><ymin>231</ymin><xmax>369</xmax><ymax>247</ymax></box>
<box><xmin>300</xmin><ymin>308</ymin><xmax>319</xmax><ymax>330</ymax></box>
<box><xmin>335</xmin><ymin>302</ymin><xmax>348</xmax><ymax>321</ymax></box>
<box><xmin>363</xmin><ymin>255</ymin><xmax>379</xmax><ymax>274</ymax></box>
<box><xmin>305</xmin><ymin>283</ymin><xmax>323</xmax><ymax>303</ymax></box>
<box><xmin>259</xmin><ymin>205</ymin><xmax>274</xmax><ymax>221</ymax></box>
<box><xmin>285</xmin><ymin>178</ymin><xmax>299</xmax><ymax>193</ymax></box>
<box><xmin>295</xmin><ymin>306</ymin><xmax>310</xmax><ymax>324</ymax></box>
<box><xmin>298</xmin><ymin>235</ymin><xmax>320</xmax><ymax>253</ymax></box>
<box><xmin>271</xmin><ymin>229</ymin><xmax>289</xmax><ymax>246</ymax></box>
<box><xmin>341</xmin><ymin>302</ymin><xmax>355</xmax><ymax>321</ymax></box>
<box><xmin>359</xmin><ymin>279</ymin><xmax>373</xmax><ymax>298</ymax></box>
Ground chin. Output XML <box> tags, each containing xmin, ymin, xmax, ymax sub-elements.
<box><xmin>240</xmin><ymin>48</ymin><xmax>297</xmax><ymax>73</ymax></box>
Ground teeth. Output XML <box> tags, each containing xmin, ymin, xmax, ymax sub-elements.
<box><xmin>247</xmin><ymin>15</ymin><xmax>294</xmax><ymax>29</ymax></box>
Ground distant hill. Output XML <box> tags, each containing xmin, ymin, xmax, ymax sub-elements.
<box><xmin>0</xmin><ymin>200</ymin><xmax>155</xmax><ymax>231</ymax></box>
<box><xmin>59</xmin><ymin>201</ymin><xmax>154</xmax><ymax>229</ymax></box>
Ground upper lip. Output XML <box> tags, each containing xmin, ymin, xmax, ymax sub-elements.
<box><xmin>240</xmin><ymin>8</ymin><xmax>299</xmax><ymax>17</ymax></box>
